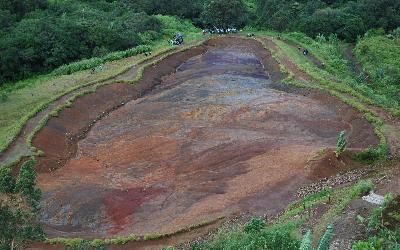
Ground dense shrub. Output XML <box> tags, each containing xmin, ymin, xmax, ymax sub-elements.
<box><xmin>201</xmin><ymin>0</ymin><xmax>248</xmax><ymax>29</ymax></box>
<box><xmin>244</xmin><ymin>218</ymin><xmax>266</xmax><ymax>233</ymax></box>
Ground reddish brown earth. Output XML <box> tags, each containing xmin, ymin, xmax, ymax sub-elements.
<box><xmin>32</xmin><ymin>37</ymin><xmax>378</xmax><ymax>242</ymax></box>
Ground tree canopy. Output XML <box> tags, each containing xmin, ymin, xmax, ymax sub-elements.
<box><xmin>1</xmin><ymin>0</ymin><xmax>399</xmax><ymax>84</ymax></box>
<box><xmin>201</xmin><ymin>0</ymin><xmax>248</xmax><ymax>29</ymax></box>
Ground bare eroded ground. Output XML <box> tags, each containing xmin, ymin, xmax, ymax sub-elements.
<box><xmin>35</xmin><ymin>38</ymin><xmax>378</xmax><ymax>239</ymax></box>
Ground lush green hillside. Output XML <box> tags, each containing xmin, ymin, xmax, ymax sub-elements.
<box><xmin>354</xmin><ymin>32</ymin><xmax>400</xmax><ymax>104</ymax></box>
<box><xmin>1</xmin><ymin>0</ymin><xmax>399</xmax><ymax>84</ymax></box>
<box><xmin>0</xmin><ymin>0</ymin><xmax>201</xmax><ymax>84</ymax></box>
<box><xmin>255</xmin><ymin>0</ymin><xmax>400</xmax><ymax>42</ymax></box>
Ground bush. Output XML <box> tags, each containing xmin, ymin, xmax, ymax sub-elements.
<box><xmin>208</xmin><ymin>222</ymin><xmax>300</xmax><ymax>249</ymax></box>
<box><xmin>351</xmin><ymin>237</ymin><xmax>385</xmax><ymax>250</ymax></box>
<box><xmin>0</xmin><ymin>157</ymin><xmax>44</xmax><ymax>249</ymax></box>
<box><xmin>354</xmin><ymin>147</ymin><xmax>383</xmax><ymax>164</ymax></box>
<box><xmin>353</xmin><ymin>179</ymin><xmax>373</xmax><ymax>197</ymax></box>
<box><xmin>354</xmin><ymin>34</ymin><xmax>400</xmax><ymax>104</ymax></box>
<box><xmin>244</xmin><ymin>218</ymin><xmax>266</xmax><ymax>233</ymax></box>
<box><xmin>155</xmin><ymin>15</ymin><xmax>198</xmax><ymax>36</ymax></box>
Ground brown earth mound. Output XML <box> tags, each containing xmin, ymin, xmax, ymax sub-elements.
<box><xmin>306</xmin><ymin>149</ymin><xmax>364</xmax><ymax>180</ymax></box>
<box><xmin>32</xmin><ymin>37</ymin><xmax>378</xmax><ymax>241</ymax></box>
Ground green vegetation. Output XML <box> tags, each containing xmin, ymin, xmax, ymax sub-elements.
<box><xmin>255</xmin><ymin>0</ymin><xmax>400</xmax><ymax>42</ymax></box>
<box><xmin>0</xmin><ymin>1</ymin><xmax>159</xmax><ymax>83</ymax></box>
<box><xmin>275</xmin><ymin>32</ymin><xmax>399</xmax><ymax>116</ymax></box>
<box><xmin>351</xmin><ymin>194</ymin><xmax>400</xmax><ymax>250</ymax></box>
<box><xmin>354</xmin><ymin>34</ymin><xmax>400</xmax><ymax>105</ymax></box>
<box><xmin>335</xmin><ymin>131</ymin><xmax>347</xmax><ymax>158</ymax></box>
<box><xmin>46</xmin><ymin>216</ymin><xmax>223</xmax><ymax>247</ymax></box>
<box><xmin>204</xmin><ymin>221</ymin><xmax>301</xmax><ymax>249</ymax></box>
<box><xmin>0</xmin><ymin>158</ymin><xmax>44</xmax><ymax>250</ymax></box>
<box><xmin>201</xmin><ymin>0</ymin><xmax>248</xmax><ymax>29</ymax></box>
<box><xmin>51</xmin><ymin>45</ymin><xmax>151</xmax><ymax>76</ymax></box>
<box><xmin>257</xmin><ymin>32</ymin><xmax>390</xmax><ymax>163</ymax></box>
<box><xmin>1</xmin><ymin>1</ymin><xmax>400</xmax><ymax>249</ymax></box>
<box><xmin>0</xmin><ymin>31</ymin><xmax>204</xmax><ymax>154</ymax></box>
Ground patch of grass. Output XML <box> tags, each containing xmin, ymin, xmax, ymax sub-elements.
<box><xmin>274</xmin><ymin>37</ymin><xmax>387</xmax><ymax>108</ymax></box>
<box><xmin>46</xmin><ymin>237</ymin><xmax>84</xmax><ymax>247</ymax></box>
<box><xmin>206</xmin><ymin>220</ymin><xmax>301</xmax><ymax>250</ymax></box>
<box><xmin>143</xmin><ymin>233</ymin><xmax>165</xmax><ymax>241</ymax></box>
<box><xmin>354</xmin><ymin>147</ymin><xmax>384</xmax><ymax>164</ymax></box>
<box><xmin>45</xmin><ymin>217</ymin><xmax>223</xmax><ymax>247</ymax></box>
<box><xmin>279</xmin><ymin>188</ymin><xmax>333</xmax><ymax>222</ymax></box>
<box><xmin>280</xmin><ymin>32</ymin><xmax>400</xmax><ymax>116</ymax></box>
<box><xmin>51</xmin><ymin>45</ymin><xmax>151</xmax><ymax>76</ymax></box>
<box><xmin>314</xmin><ymin>180</ymin><xmax>373</xmax><ymax>238</ymax></box>
<box><xmin>104</xmin><ymin>234</ymin><xmax>139</xmax><ymax>245</ymax></box>
<box><xmin>354</xmin><ymin>35</ymin><xmax>400</xmax><ymax>107</ymax></box>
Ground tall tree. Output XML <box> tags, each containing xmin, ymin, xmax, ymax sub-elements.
<box><xmin>201</xmin><ymin>0</ymin><xmax>248</xmax><ymax>29</ymax></box>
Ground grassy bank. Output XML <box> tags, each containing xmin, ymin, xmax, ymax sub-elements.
<box><xmin>354</xmin><ymin>35</ymin><xmax>400</xmax><ymax>106</ymax></box>
<box><xmin>252</xmin><ymin>31</ymin><xmax>400</xmax><ymax>117</ymax></box>
<box><xmin>255</xmin><ymin>33</ymin><xmax>389</xmax><ymax>161</ymax></box>
<box><xmin>0</xmin><ymin>31</ymin><xmax>203</xmax><ymax>153</ymax></box>
<box><xmin>25</xmin><ymin>38</ymin><xmax>208</xmax><ymax>154</ymax></box>
<box><xmin>45</xmin><ymin>216</ymin><xmax>223</xmax><ymax>249</ymax></box>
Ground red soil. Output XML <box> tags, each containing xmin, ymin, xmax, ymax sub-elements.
<box><xmin>31</xmin><ymin>37</ymin><xmax>378</xmax><ymax>247</ymax></box>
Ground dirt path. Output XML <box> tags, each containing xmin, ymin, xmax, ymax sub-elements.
<box><xmin>31</xmin><ymin>37</ymin><xmax>378</xmax><ymax>247</ymax></box>
<box><xmin>0</xmin><ymin>43</ymin><xmax>200</xmax><ymax>168</ymax></box>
